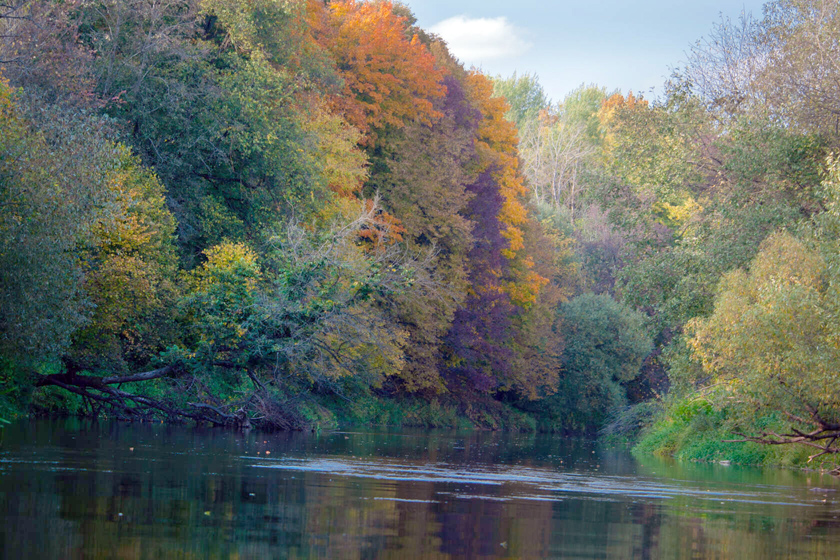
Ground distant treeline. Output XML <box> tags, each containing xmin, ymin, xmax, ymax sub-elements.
<box><xmin>495</xmin><ymin>0</ymin><xmax>840</xmax><ymax>464</ymax></box>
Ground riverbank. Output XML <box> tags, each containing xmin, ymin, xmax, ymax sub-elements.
<box><xmin>630</xmin><ymin>401</ymin><xmax>840</xmax><ymax>474</ymax></box>
<box><xmin>16</xmin><ymin>368</ymin><xmax>840</xmax><ymax>473</ymax></box>
<box><xmin>22</xmin><ymin>377</ymin><xmax>542</xmax><ymax>433</ymax></box>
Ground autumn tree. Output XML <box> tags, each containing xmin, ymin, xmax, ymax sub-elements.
<box><xmin>308</xmin><ymin>0</ymin><xmax>445</xmax><ymax>146</ymax></box>
<box><xmin>674</xmin><ymin>155</ymin><xmax>840</xmax><ymax>460</ymax></box>
<box><xmin>366</xmin><ymin>69</ymin><xmax>477</xmax><ymax>392</ymax></box>
<box><xmin>444</xmin><ymin>168</ymin><xmax>517</xmax><ymax>393</ymax></box>
<box><xmin>502</xmin><ymin>214</ymin><xmax>580</xmax><ymax>401</ymax></box>
<box><xmin>686</xmin><ymin>232</ymin><xmax>840</xmax><ymax>459</ymax></box>
<box><xmin>465</xmin><ymin>71</ymin><xmax>546</xmax><ymax>306</ymax></box>
<box><xmin>68</xmin><ymin>147</ymin><xmax>180</xmax><ymax>375</ymax></box>
<box><xmin>169</xmin><ymin>201</ymin><xmax>415</xmax><ymax>425</ymax></box>
<box><xmin>598</xmin><ymin>91</ymin><xmax>711</xmax><ymax>234</ymax></box>
<box><xmin>0</xmin><ymin>74</ymin><xmax>184</xmax><ymax>420</ymax></box>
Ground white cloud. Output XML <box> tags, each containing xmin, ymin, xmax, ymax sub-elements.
<box><xmin>430</xmin><ymin>15</ymin><xmax>533</xmax><ymax>63</ymax></box>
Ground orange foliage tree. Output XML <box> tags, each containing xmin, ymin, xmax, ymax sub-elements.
<box><xmin>308</xmin><ymin>0</ymin><xmax>445</xmax><ymax>145</ymax></box>
<box><xmin>464</xmin><ymin>71</ymin><xmax>547</xmax><ymax>308</ymax></box>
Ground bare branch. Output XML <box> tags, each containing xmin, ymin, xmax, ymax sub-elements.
<box><xmin>102</xmin><ymin>364</ymin><xmax>178</xmax><ymax>384</ymax></box>
<box><xmin>187</xmin><ymin>402</ymin><xmax>236</xmax><ymax>421</ymax></box>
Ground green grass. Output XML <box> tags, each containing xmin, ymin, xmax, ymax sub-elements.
<box><xmin>313</xmin><ymin>377</ymin><xmax>538</xmax><ymax>431</ymax></box>
<box><xmin>633</xmin><ymin>394</ymin><xmax>840</xmax><ymax>471</ymax></box>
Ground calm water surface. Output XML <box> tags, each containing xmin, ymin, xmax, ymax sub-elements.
<box><xmin>2</xmin><ymin>419</ymin><xmax>840</xmax><ymax>559</ymax></box>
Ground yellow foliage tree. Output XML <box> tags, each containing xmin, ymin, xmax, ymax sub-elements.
<box><xmin>71</xmin><ymin>146</ymin><xmax>180</xmax><ymax>372</ymax></box>
<box><xmin>687</xmin><ymin>232</ymin><xmax>840</xmax><ymax>452</ymax></box>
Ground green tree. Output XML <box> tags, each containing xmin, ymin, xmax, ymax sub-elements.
<box><xmin>525</xmin><ymin>293</ymin><xmax>651</xmax><ymax>432</ymax></box>
<box><xmin>686</xmin><ymin>232</ymin><xmax>840</xmax><ymax>457</ymax></box>
<box><xmin>77</xmin><ymin>0</ymin><xmax>336</xmax><ymax>256</ymax></box>
<box><xmin>681</xmin><ymin>157</ymin><xmax>840</xmax><ymax>460</ymax></box>
<box><xmin>492</xmin><ymin>71</ymin><xmax>548</xmax><ymax>129</ymax></box>
<box><xmin>0</xmin><ymin>76</ymin><xmax>181</xmax><ymax>418</ymax></box>
<box><xmin>181</xmin><ymin>240</ymin><xmax>263</xmax><ymax>371</ymax></box>
<box><xmin>0</xmin><ymin>78</ymin><xmax>120</xmax><ymax>360</ymax></box>
<box><xmin>179</xmin><ymin>200</ymin><xmax>414</xmax><ymax>394</ymax></box>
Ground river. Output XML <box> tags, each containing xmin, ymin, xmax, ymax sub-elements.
<box><xmin>1</xmin><ymin>419</ymin><xmax>839</xmax><ymax>558</ymax></box>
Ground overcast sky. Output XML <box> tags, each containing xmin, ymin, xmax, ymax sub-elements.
<box><xmin>407</xmin><ymin>0</ymin><xmax>769</xmax><ymax>103</ymax></box>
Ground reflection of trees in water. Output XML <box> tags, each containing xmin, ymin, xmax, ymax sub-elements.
<box><xmin>1</xmin><ymin>420</ymin><xmax>839</xmax><ymax>558</ymax></box>
<box><xmin>436</xmin><ymin>495</ymin><xmax>553</xmax><ymax>558</ymax></box>
<box><xmin>630</xmin><ymin>502</ymin><xmax>663</xmax><ymax>560</ymax></box>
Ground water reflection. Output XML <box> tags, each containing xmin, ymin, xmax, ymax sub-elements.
<box><xmin>1</xmin><ymin>419</ymin><xmax>839</xmax><ymax>559</ymax></box>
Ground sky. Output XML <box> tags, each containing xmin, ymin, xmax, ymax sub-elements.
<box><xmin>406</xmin><ymin>0</ymin><xmax>769</xmax><ymax>103</ymax></box>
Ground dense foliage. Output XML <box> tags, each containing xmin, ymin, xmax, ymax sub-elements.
<box><xmin>0</xmin><ymin>0</ymin><xmax>592</xmax><ymax>431</ymax></box>
<box><xmin>499</xmin><ymin>0</ymin><xmax>840</xmax><ymax>466</ymax></box>
<box><xmin>5</xmin><ymin>0</ymin><xmax>840</xmax><ymax>464</ymax></box>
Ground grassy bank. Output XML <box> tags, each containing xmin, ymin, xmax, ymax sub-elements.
<box><xmin>631</xmin><ymin>396</ymin><xmax>840</xmax><ymax>472</ymax></box>
<box><xmin>316</xmin><ymin>388</ymin><xmax>538</xmax><ymax>432</ymax></box>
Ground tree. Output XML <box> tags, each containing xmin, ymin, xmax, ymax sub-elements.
<box><xmin>557</xmin><ymin>294</ymin><xmax>652</xmax><ymax>430</ymax></box>
<box><xmin>520</xmin><ymin>108</ymin><xmax>597</xmax><ymax>213</ymax></box>
<box><xmin>253</xmin><ymin>205</ymin><xmax>412</xmax><ymax>386</ymax></box>
<box><xmin>441</xmin><ymin>70</ymin><xmax>558</xmax><ymax>397</ymax></box>
<box><xmin>686</xmin><ymin>232</ymin><xmax>840</xmax><ymax>461</ymax></box>
<box><xmin>365</xmin><ymin>71</ymin><xmax>477</xmax><ymax>392</ymax></box>
<box><xmin>0</xmin><ymin>74</ymin><xmax>183</xmax><ymax>418</ymax></box>
<box><xmin>598</xmin><ymin>91</ymin><xmax>708</xmax><ymax>233</ymax></box>
<box><xmin>0</xmin><ymin>0</ymin><xmax>95</xmax><ymax>105</ymax></box>
<box><xmin>491</xmin><ymin>71</ymin><xmax>548</xmax><ymax>129</ymax></box>
<box><xmin>679</xmin><ymin>156</ymin><xmax>840</xmax><ymax>461</ymax></box>
<box><xmin>181</xmin><ymin>240</ymin><xmax>263</xmax><ymax>371</ymax></box>
<box><xmin>309</xmin><ymin>0</ymin><xmax>445</xmax><ymax>146</ymax></box>
<box><xmin>68</xmin><ymin>146</ymin><xmax>180</xmax><ymax>374</ymax></box>
<box><xmin>502</xmin><ymin>214</ymin><xmax>579</xmax><ymax>401</ymax></box>
<box><xmin>445</xmin><ymin>170</ymin><xmax>518</xmax><ymax>394</ymax></box>
<box><xmin>760</xmin><ymin>0</ymin><xmax>840</xmax><ymax>140</ymax></box>
<box><xmin>464</xmin><ymin>71</ymin><xmax>545</xmax><ymax>306</ymax></box>
<box><xmin>517</xmin><ymin>293</ymin><xmax>651</xmax><ymax>432</ymax></box>
<box><xmin>0</xmin><ymin>77</ymin><xmax>121</xmax><ymax>359</ymax></box>
<box><xmin>680</xmin><ymin>11</ymin><xmax>768</xmax><ymax>117</ymax></box>
<box><xmin>181</xmin><ymin>201</ymin><xmax>414</xmax><ymax>385</ymax></box>
<box><xmin>33</xmin><ymin>200</ymin><xmax>417</xmax><ymax>428</ymax></box>
<box><xmin>680</xmin><ymin>0</ymin><xmax>840</xmax><ymax>141</ymax></box>
<box><xmin>76</xmin><ymin>0</ymin><xmax>339</xmax><ymax>256</ymax></box>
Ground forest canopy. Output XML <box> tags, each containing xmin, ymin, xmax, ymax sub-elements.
<box><xmin>0</xmin><ymin>0</ymin><xmax>585</xmax><ymax>430</ymax></box>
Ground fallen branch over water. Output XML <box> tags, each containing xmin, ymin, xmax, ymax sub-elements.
<box><xmin>33</xmin><ymin>365</ymin><xmax>297</xmax><ymax>430</ymax></box>
<box><xmin>725</xmin><ymin>411</ymin><xmax>840</xmax><ymax>472</ymax></box>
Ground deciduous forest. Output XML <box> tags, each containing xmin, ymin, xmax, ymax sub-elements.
<box><xmin>2</xmin><ymin>0</ymin><xmax>840</xmax><ymax>466</ymax></box>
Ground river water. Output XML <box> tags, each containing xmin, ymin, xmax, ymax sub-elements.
<box><xmin>1</xmin><ymin>419</ymin><xmax>839</xmax><ymax>559</ymax></box>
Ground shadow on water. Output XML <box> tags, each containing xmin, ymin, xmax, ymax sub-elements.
<box><xmin>1</xmin><ymin>418</ymin><xmax>840</xmax><ymax>559</ymax></box>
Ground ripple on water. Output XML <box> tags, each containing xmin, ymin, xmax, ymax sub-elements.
<box><xmin>246</xmin><ymin>456</ymin><xmax>820</xmax><ymax>508</ymax></box>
